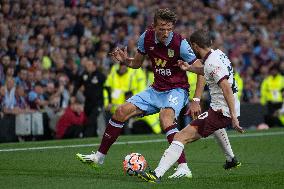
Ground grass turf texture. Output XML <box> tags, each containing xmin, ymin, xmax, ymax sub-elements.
<box><xmin>0</xmin><ymin>128</ymin><xmax>284</xmax><ymax>189</ymax></box>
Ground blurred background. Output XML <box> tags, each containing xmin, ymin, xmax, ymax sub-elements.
<box><xmin>0</xmin><ymin>0</ymin><xmax>283</xmax><ymax>143</ymax></box>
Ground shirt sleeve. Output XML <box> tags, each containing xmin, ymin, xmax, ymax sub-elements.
<box><xmin>180</xmin><ymin>39</ymin><xmax>197</xmax><ymax>64</ymax></box>
<box><xmin>137</xmin><ymin>31</ymin><xmax>146</xmax><ymax>55</ymax></box>
<box><xmin>206</xmin><ymin>61</ymin><xmax>229</xmax><ymax>84</ymax></box>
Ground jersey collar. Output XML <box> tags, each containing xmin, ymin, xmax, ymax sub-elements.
<box><xmin>155</xmin><ymin>32</ymin><xmax>173</xmax><ymax>46</ymax></box>
<box><xmin>203</xmin><ymin>49</ymin><xmax>213</xmax><ymax>63</ymax></box>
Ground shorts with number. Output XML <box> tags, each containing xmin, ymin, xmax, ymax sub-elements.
<box><xmin>190</xmin><ymin>108</ymin><xmax>232</xmax><ymax>137</ymax></box>
<box><xmin>127</xmin><ymin>87</ymin><xmax>189</xmax><ymax>119</ymax></box>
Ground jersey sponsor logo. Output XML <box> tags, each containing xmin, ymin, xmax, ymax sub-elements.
<box><xmin>154</xmin><ymin>58</ymin><xmax>171</xmax><ymax>76</ymax></box>
<box><xmin>154</xmin><ymin>58</ymin><xmax>167</xmax><ymax>67</ymax></box>
<box><xmin>168</xmin><ymin>49</ymin><xmax>174</xmax><ymax>58</ymax></box>
<box><xmin>209</xmin><ymin>64</ymin><xmax>221</xmax><ymax>77</ymax></box>
<box><xmin>155</xmin><ymin>68</ymin><xmax>171</xmax><ymax>76</ymax></box>
<box><xmin>150</xmin><ymin>47</ymin><xmax>154</xmax><ymax>50</ymax></box>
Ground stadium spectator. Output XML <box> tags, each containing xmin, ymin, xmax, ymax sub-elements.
<box><xmin>72</xmin><ymin>59</ymin><xmax>106</xmax><ymax>137</ymax></box>
<box><xmin>15</xmin><ymin>68</ymin><xmax>29</xmax><ymax>92</ymax></box>
<box><xmin>104</xmin><ymin>63</ymin><xmax>138</xmax><ymax>115</ymax></box>
<box><xmin>55</xmin><ymin>99</ymin><xmax>87</xmax><ymax>139</ymax></box>
<box><xmin>275</xmin><ymin>88</ymin><xmax>284</xmax><ymax>127</ymax></box>
<box><xmin>242</xmin><ymin>77</ymin><xmax>260</xmax><ymax>103</ymax></box>
<box><xmin>56</xmin><ymin>74</ymin><xmax>71</xmax><ymax>109</ymax></box>
<box><xmin>14</xmin><ymin>85</ymin><xmax>32</xmax><ymax>113</ymax></box>
<box><xmin>0</xmin><ymin>55</ymin><xmax>10</xmax><ymax>83</ymax></box>
<box><xmin>26</xmin><ymin>70</ymin><xmax>35</xmax><ymax>90</ymax></box>
<box><xmin>5</xmin><ymin>65</ymin><xmax>14</xmax><ymax>78</ymax></box>
<box><xmin>43</xmin><ymin>81</ymin><xmax>60</xmax><ymax>111</ymax></box>
<box><xmin>0</xmin><ymin>85</ymin><xmax>4</xmax><ymax>118</ymax></box>
<box><xmin>28</xmin><ymin>82</ymin><xmax>48</xmax><ymax>110</ymax></box>
<box><xmin>260</xmin><ymin>65</ymin><xmax>284</xmax><ymax>127</ymax></box>
<box><xmin>2</xmin><ymin>78</ymin><xmax>32</xmax><ymax>114</ymax></box>
<box><xmin>2</xmin><ymin>77</ymin><xmax>16</xmax><ymax>114</ymax></box>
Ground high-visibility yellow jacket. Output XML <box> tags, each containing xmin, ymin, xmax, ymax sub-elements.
<box><xmin>279</xmin><ymin>107</ymin><xmax>284</xmax><ymax>126</ymax></box>
<box><xmin>187</xmin><ymin>72</ymin><xmax>197</xmax><ymax>100</ymax></box>
<box><xmin>234</xmin><ymin>72</ymin><xmax>243</xmax><ymax>100</ymax></box>
<box><xmin>104</xmin><ymin>64</ymin><xmax>142</xmax><ymax>113</ymax></box>
<box><xmin>260</xmin><ymin>74</ymin><xmax>284</xmax><ymax>105</ymax></box>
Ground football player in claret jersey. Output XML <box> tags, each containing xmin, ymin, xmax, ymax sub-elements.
<box><xmin>76</xmin><ymin>8</ymin><xmax>240</xmax><ymax>178</ymax></box>
<box><xmin>136</xmin><ymin>29</ymin><xmax>245</xmax><ymax>183</ymax></box>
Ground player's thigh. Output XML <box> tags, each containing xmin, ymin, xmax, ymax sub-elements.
<box><xmin>161</xmin><ymin>88</ymin><xmax>189</xmax><ymax>119</ymax></box>
<box><xmin>113</xmin><ymin>102</ymin><xmax>144</xmax><ymax>122</ymax></box>
<box><xmin>174</xmin><ymin>125</ymin><xmax>201</xmax><ymax>144</ymax></box>
<box><xmin>127</xmin><ymin>88</ymin><xmax>159</xmax><ymax>116</ymax></box>
<box><xmin>159</xmin><ymin>108</ymin><xmax>175</xmax><ymax>130</ymax></box>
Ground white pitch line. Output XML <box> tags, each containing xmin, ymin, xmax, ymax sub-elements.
<box><xmin>0</xmin><ymin>131</ymin><xmax>284</xmax><ymax>153</ymax></box>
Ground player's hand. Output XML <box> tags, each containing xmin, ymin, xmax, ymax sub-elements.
<box><xmin>177</xmin><ymin>60</ymin><xmax>192</xmax><ymax>71</ymax></box>
<box><xmin>109</xmin><ymin>47</ymin><xmax>128</xmax><ymax>64</ymax></box>
<box><xmin>232</xmin><ymin>117</ymin><xmax>244</xmax><ymax>133</ymax></box>
<box><xmin>185</xmin><ymin>101</ymin><xmax>201</xmax><ymax>120</ymax></box>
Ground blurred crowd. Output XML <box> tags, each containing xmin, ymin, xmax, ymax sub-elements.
<box><xmin>0</xmin><ymin>0</ymin><xmax>283</xmax><ymax>140</ymax></box>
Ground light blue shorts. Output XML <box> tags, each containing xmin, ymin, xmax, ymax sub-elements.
<box><xmin>127</xmin><ymin>87</ymin><xmax>189</xmax><ymax>119</ymax></box>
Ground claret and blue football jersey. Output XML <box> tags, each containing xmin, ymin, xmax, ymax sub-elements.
<box><xmin>137</xmin><ymin>29</ymin><xmax>197</xmax><ymax>91</ymax></box>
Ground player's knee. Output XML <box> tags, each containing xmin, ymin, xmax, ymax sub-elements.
<box><xmin>159</xmin><ymin>111</ymin><xmax>175</xmax><ymax>129</ymax></box>
<box><xmin>113</xmin><ymin>106</ymin><xmax>128</xmax><ymax>122</ymax></box>
<box><xmin>173</xmin><ymin>132</ymin><xmax>187</xmax><ymax>145</ymax></box>
<box><xmin>174</xmin><ymin>128</ymin><xmax>198</xmax><ymax>144</ymax></box>
<box><xmin>160</xmin><ymin>121</ymin><xmax>172</xmax><ymax>130</ymax></box>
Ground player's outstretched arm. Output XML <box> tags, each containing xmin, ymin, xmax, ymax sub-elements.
<box><xmin>187</xmin><ymin>73</ymin><xmax>206</xmax><ymax>119</ymax></box>
<box><xmin>177</xmin><ymin>60</ymin><xmax>204</xmax><ymax>75</ymax></box>
<box><xmin>219</xmin><ymin>79</ymin><xmax>244</xmax><ymax>133</ymax></box>
<box><xmin>109</xmin><ymin>47</ymin><xmax>144</xmax><ymax>69</ymax></box>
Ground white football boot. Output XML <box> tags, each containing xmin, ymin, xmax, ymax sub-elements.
<box><xmin>76</xmin><ymin>151</ymin><xmax>104</xmax><ymax>168</ymax></box>
<box><xmin>168</xmin><ymin>163</ymin><xmax>192</xmax><ymax>179</ymax></box>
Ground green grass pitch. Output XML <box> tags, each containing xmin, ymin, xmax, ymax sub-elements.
<box><xmin>0</xmin><ymin>128</ymin><xmax>284</xmax><ymax>189</ymax></box>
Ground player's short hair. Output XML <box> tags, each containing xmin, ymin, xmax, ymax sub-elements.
<box><xmin>190</xmin><ymin>30</ymin><xmax>212</xmax><ymax>48</ymax></box>
<box><xmin>154</xmin><ymin>8</ymin><xmax>177</xmax><ymax>25</ymax></box>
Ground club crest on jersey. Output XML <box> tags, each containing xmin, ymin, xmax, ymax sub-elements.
<box><xmin>168</xmin><ymin>49</ymin><xmax>174</xmax><ymax>58</ymax></box>
<box><xmin>154</xmin><ymin>58</ymin><xmax>167</xmax><ymax>67</ymax></box>
<box><xmin>91</xmin><ymin>76</ymin><xmax>98</xmax><ymax>84</ymax></box>
<box><xmin>83</xmin><ymin>74</ymin><xmax>88</xmax><ymax>81</ymax></box>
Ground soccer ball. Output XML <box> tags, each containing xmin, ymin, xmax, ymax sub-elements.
<box><xmin>123</xmin><ymin>153</ymin><xmax>147</xmax><ymax>176</ymax></box>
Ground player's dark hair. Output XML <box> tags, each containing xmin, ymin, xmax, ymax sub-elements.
<box><xmin>154</xmin><ymin>8</ymin><xmax>177</xmax><ymax>25</ymax></box>
<box><xmin>190</xmin><ymin>30</ymin><xmax>212</xmax><ymax>48</ymax></box>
